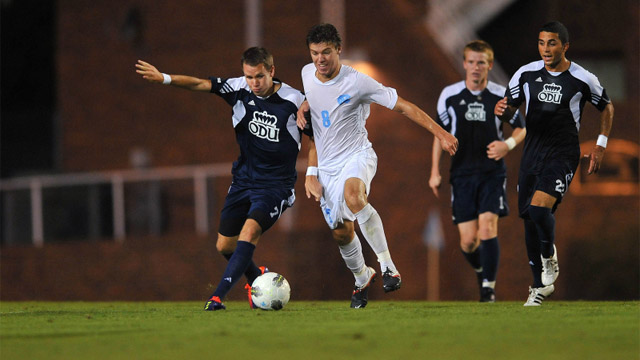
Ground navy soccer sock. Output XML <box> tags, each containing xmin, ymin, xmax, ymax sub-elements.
<box><xmin>212</xmin><ymin>241</ymin><xmax>256</xmax><ymax>300</ymax></box>
<box><xmin>461</xmin><ymin>246</ymin><xmax>483</xmax><ymax>272</ymax></box>
<box><xmin>222</xmin><ymin>251</ymin><xmax>262</xmax><ymax>284</ymax></box>
<box><xmin>480</xmin><ymin>237</ymin><xmax>499</xmax><ymax>285</ymax></box>
<box><xmin>524</xmin><ymin>219</ymin><xmax>543</xmax><ymax>287</ymax></box>
<box><xmin>528</xmin><ymin>205</ymin><xmax>556</xmax><ymax>258</ymax></box>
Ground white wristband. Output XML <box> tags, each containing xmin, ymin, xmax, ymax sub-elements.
<box><xmin>596</xmin><ymin>134</ymin><xmax>608</xmax><ymax>148</ymax></box>
<box><xmin>162</xmin><ymin>73</ymin><xmax>172</xmax><ymax>85</ymax></box>
<box><xmin>505</xmin><ymin>137</ymin><xmax>517</xmax><ymax>151</ymax></box>
<box><xmin>306</xmin><ymin>166</ymin><xmax>318</xmax><ymax>176</ymax></box>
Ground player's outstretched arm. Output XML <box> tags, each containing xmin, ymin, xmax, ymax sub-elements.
<box><xmin>305</xmin><ymin>137</ymin><xmax>322</xmax><ymax>201</ymax></box>
<box><xmin>392</xmin><ymin>96</ymin><xmax>458</xmax><ymax>156</ymax></box>
<box><xmin>587</xmin><ymin>103</ymin><xmax>614</xmax><ymax>174</ymax></box>
<box><xmin>429</xmin><ymin>137</ymin><xmax>443</xmax><ymax>198</ymax></box>
<box><xmin>135</xmin><ymin>60</ymin><xmax>212</xmax><ymax>92</ymax></box>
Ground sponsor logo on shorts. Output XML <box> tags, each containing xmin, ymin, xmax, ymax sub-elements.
<box><xmin>324</xmin><ymin>208</ymin><xmax>334</xmax><ymax>226</ymax></box>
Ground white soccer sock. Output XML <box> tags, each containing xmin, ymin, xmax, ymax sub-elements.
<box><xmin>338</xmin><ymin>234</ymin><xmax>368</xmax><ymax>285</ymax></box>
<box><xmin>483</xmin><ymin>280</ymin><xmax>496</xmax><ymax>289</ymax></box>
<box><xmin>355</xmin><ymin>204</ymin><xmax>397</xmax><ymax>273</ymax></box>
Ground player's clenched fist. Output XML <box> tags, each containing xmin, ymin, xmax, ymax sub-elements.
<box><xmin>439</xmin><ymin>131</ymin><xmax>458</xmax><ymax>156</ymax></box>
<box><xmin>494</xmin><ymin>97</ymin><xmax>508</xmax><ymax>117</ymax></box>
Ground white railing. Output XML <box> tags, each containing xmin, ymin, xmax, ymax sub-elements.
<box><xmin>0</xmin><ymin>163</ymin><xmax>234</xmax><ymax>247</ymax></box>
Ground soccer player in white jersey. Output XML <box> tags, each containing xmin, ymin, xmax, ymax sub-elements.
<box><xmin>136</xmin><ymin>47</ymin><xmax>306</xmax><ymax>311</ymax></box>
<box><xmin>495</xmin><ymin>22</ymin><xmax>614</xmax><ymax>306</ymax></box>
<box><xmin>296</xmin><ymin>23</ymin><xmax>458</xmax><ymax>308</ymax></box>
<box><xmin>430</xmin><ymin>40</ymin><xmax>526</xmax><ymax>302</ymax></box>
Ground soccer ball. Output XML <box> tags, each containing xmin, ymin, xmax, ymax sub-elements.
<box><xmin>251</xmin><ymin>272</ymin><xmax>291</xmax><ymax>310</ymax></box>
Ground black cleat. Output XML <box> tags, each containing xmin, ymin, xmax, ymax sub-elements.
<box><xmin>382</xmin><ymin>268</ymin><xmax>402</xmax><ymax>293</ymax></box>
<box><xmin>480</xmin><ymin>287</ymin><xmax>496</xmax><ymax>303</ymax></box>
<box><xmin>350</xmin><ymin>267</ymin><xmax>376</xmax><ymax>308</ymax></box>
<box><xmin>204</xmin><ymin>295</ymin><xmax>226</xmax><ymax>311</ymax></box>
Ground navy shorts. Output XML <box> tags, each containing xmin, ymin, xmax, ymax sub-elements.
<box><xmin>218</xmin><ymin>184</ymin><xmax>295</xmax><ymax>237</ymax></box>
<box><xmin>450</xmin><ymin>172</ymin><xmax>509</xmax><ymax>224</ymax></box>
<box><xmin>517</xmin><ymin>158</ymin><xmax>577</xmax><ymax>219</ymax></box>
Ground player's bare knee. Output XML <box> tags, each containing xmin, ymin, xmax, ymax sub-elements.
<box><xmin>478</xmin><ymin>214</ymin><xmax>498</xmax><ymax>239</ymax></box>
<box><xmin>460</xmin><ymin>236</ymin><xmax>479</xmax><ymax>252</ymax></box>
<box><xmin>478</xmin><ymin>223</ymin><xmax>498</xmax><ymax>239</ymax></box>
<box><xmin>344</xmin><ymin>194</ymin><xmax>367</xmax><ymax>214</ymax></box>
<box><xmin>215</xmin><ymin>238</ymin><xmax>235</xmax><ymax>254</ymax></box>
<box><xmin>332</xmin><ymin>229</ymin><xmax>354</xmax><ymax>246</ymax></box>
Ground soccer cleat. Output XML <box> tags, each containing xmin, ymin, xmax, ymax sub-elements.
<box><xmin>382</xmin><ymin>268</ymin><xmax>402</xmax><ymax>293</ymax></box>
<box><xmin>204</xmin><ymin>295</ymin><xmax>226</xmax><ymax>311</ymax></box>
<box><xmin>480</xmin><ymin>287</ymin><xmax>496</xmax><ymax>303</ymax></box>
<box><xmin>523</xmin><ymin>285</ymin><xmax>554</xmax><ymax>306</ymax></box>
<box><xmin>541</xmin><ymin>245</ymin><xmax>560</xmax><ymax>286</ymax></box>
<box><xmin>350</xmin><ymin>267</ymin><xmax>377</xmax><ymax>309</ymax></box>
<box><xmin>246</xmin><ymin>266</ymin><xmax>269</xmax><ymax>309</ymax></box>
<box><xmin>244</xmin><ymin>283</ymin><xmax>255</xmax><ymax>309</ymax></box>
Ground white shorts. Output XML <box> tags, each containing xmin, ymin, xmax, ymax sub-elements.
<box><xmin>318</xmin><ymin>148</ymin><xmax>378</xmax><ymax>229</ymax></box>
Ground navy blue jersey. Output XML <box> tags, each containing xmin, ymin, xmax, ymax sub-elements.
<box><xmin>506</xmin><ymin>61</ymin><xmax>610</xmax><ymax>173</ymax></box>
<box><xmin>210</xmin><ymin>76</ymin><xmax>305</xmax><ymax>188</ymax></box>
<box><xmin>436</xmin><ymin>81</ymin><xmax>524</xmax><ymax>177</ymax></box>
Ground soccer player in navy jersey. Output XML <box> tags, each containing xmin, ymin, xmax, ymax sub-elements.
<box><xmin>296</xmin><ymin>23</ymin><xmax>458</xmax><ymax>308</ymax></box>
<box><xmin>429</xmin><ymin>40</ymin><xmax>526</xmax><ymax>302</ymax></box>
<box><xmin>495</xmin><ymin>22</ymin><xmax>614</xmax><ymax>306</ymax></box>
<box><xmin>136</xmin><ymin>47</ymin><xmax>306</xmax><ymax>311</ymax></box>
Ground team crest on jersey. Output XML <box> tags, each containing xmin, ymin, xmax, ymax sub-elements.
<box><xmin>538</xmin><ymin>83</ymin><xmax>563</xmax><ymax>104</ymax></box>
<box><xmin>464</xmin><ymin>102</ymin><xmax>486</xmax><ymax>122</ymax></box>
<box><xmin>249</xmin><ymin>111</ymin><xmax>280</xmax><ymax>142</ymax></box>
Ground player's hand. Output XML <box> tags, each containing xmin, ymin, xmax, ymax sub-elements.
<box><xmin>487</xmin><ymin>140</ymin><xmax>509</xmax><ymax>160</ymax></box>
<box><xmin>428</xmin><ymin>174</ymin><xmax>441</xmax><ymax>198</ymax></box>
<box><xmin>494</xmin><ymin>97</ymin><xmax>508</xmax><ymax>117</ymax></box>
<box><xmin>135</xmin><ymin>60</ymin><xmax>163</xmax><ymax>83</ymax></box>
<box><xmin>296</xmin><ymin>101</ymin><xmax>310</xmax><ymax>130</ymax></box>
<box><xmin>305</xmin><ymin>174</ymin><xmax>322</xmax><ymax>201</ymax></box>
<box><xmin>438</xmin><ymin>131</ymin><xmax>458</xmax><ymax>156</ymax></box>
<box><xmin>586</xmin><ymin>145</ymin><xmax>605</xmax><ymax>174</ymax></box>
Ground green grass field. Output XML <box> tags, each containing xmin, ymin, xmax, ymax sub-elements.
<box><xmin>1</xmin><ymin>301</ymin><xmax>638</xmax><ymax>360</ymax></box>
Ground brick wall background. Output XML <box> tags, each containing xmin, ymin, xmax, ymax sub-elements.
<box><xmin>2</xmin><ymin>0</ymin><xmax>638</xmax><ymax>302</ymax></box>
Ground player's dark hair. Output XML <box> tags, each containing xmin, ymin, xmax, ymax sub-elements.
<box><xmin>463</xmin><ymin>40</ymin><xmax>494</xmax><ymax>63</ymax></box>
<box><xmin>241</xmin><ymin>47</ymin><xmax>274</xmax><ymax>70</ymax></box>
<box><xmin>539</xmin><ymin>21</ymin><xmax>570</xmax><ymax>44</ymax></box>
<box><xmin>306</xmin><ymin>23</ymin><xmax>342</xmax><ymax>48</ymax></box>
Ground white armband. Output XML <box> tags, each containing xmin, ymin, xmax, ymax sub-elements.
<box><xmin>505</xmin><ymin>137</ymin><xmax>517</xmax><ymax>151</ymax></box>
<box><xmin>306</xmin><ymin>166</ymin><xmax>318</xmax><ymax>176</ymax></box>
<box><xmin>596</xmin><ymin>134</ymin><xmax>608</xmax><ymax>148</ymax></box>
<box><xmin>162</xmin><ymin>73</ymin><xmax>172</xmax><ymax>85</ymax></box>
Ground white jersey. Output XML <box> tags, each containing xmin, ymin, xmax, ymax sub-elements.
<box><xmin>301</xmin><ymin>63</ymin><xmax>398</xmax><ymax>174</ymax></box>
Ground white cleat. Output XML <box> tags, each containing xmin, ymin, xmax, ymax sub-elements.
<box><xmin>541</xmin><ymin>244</ymin><xmax>560</xmax><ymax>286</ymax></box>
<box><xmin>524</xmin><ymin>285</ymin><xmax>555</xmax><ymax>306</ymax></box>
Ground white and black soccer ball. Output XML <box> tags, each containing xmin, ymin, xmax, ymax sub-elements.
<box><xmin>251</xmin><ymin>272</ymin><xmax>291</xmax><ymax>310</ymax></box>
